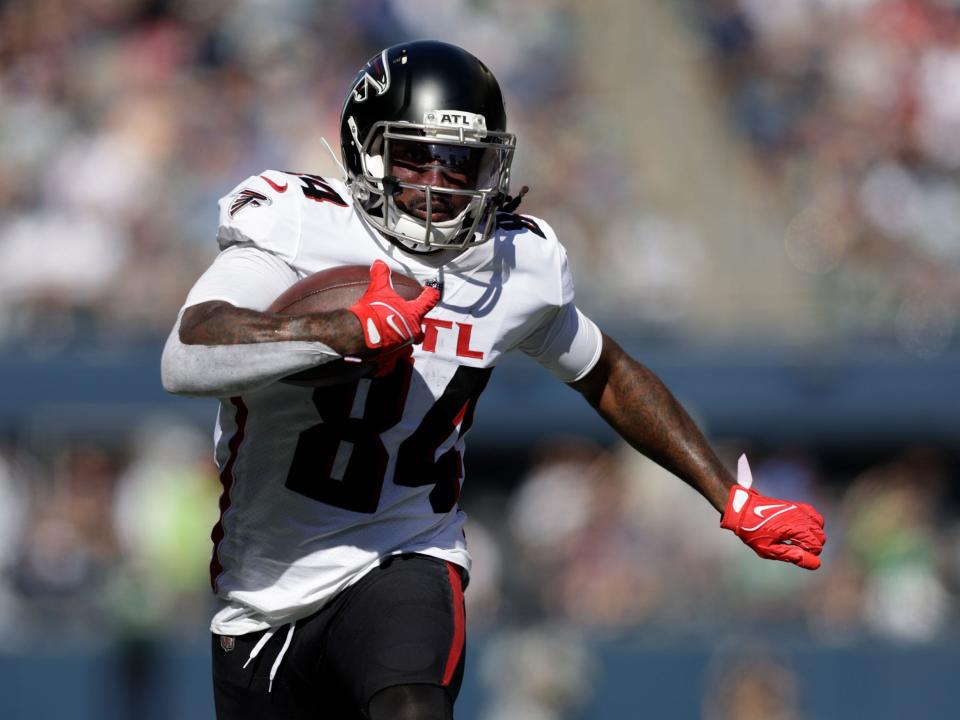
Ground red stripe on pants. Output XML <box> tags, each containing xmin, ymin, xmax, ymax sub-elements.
<box><xmin>210</xmin><ymin>396</ymin><xmax>247</xmax><ymax>592</ymax></box>
<box><xmin>441</xmin><ymin>562</ymin><xmax>466</xmax><ymax>686</ymax></box>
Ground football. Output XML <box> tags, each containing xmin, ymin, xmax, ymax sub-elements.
<box><xmin>268</xmin><ymin>264</ymin><xmax>423</xmax><ymax>387</ymax></box>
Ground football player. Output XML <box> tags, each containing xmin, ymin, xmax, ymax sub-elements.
<box><xmin>161</xmin><ymin>40</ymin><xmax>826</xmax><ymax>720</ymax></box>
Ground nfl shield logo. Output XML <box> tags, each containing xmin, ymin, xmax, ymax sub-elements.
<box><xmin>219</xmin><ymin>635</ymin><xmax>235</xmax><ymax>652</ymax></box>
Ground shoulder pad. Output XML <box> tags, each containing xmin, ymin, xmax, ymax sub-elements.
<box><xmin>503</xmin><ymin>213</ymin><xmax>574</xmax><ymax>306</ymax></box>
<box><xmin>216</xmin><ymin>171</ymin><xmax>301</xmax><ymax>263</ymax></box>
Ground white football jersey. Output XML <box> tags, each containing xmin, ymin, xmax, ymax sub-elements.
<box><xmin>182</xmin><ymin>170</ymin><xmax>602</xmax><ymax>634</ymax></box>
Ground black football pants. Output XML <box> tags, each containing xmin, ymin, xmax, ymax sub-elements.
<box><xmin>211</xmin><ymin>554</ymin><xmax>465</xmax><ymax>719</ymax></box>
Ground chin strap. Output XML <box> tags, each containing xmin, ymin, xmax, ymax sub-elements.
<box><xmin>500</xmin><ymin>185</ymin><xmax>530</xmax><ymax>214</ymax></box>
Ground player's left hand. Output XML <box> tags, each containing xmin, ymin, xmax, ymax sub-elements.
<box><xmin>349</xmin><ymin>260</ymin><xmax>441</xmax><ymax>351</ymax></box>
<box><xmin>720</xmin><ymin>455</ymin><xmax>826</xmax><ymax>570</ymax></box>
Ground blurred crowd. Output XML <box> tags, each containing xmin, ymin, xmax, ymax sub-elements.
<box><xmin>697</xmin><ymin>0</ymin><xmax>960</xmax><ymax>353</ymax></box>
<box><xmin>0</xmin><ymin>422</ymin><xmax>220</xmax><ymax>644</ymax></box>
<box><xmin>4</xmin><ymin>0</ymin><xmax>956</xmax><ymax>352</ymax></box>
<box><xmin>488</xmin><ymin>439</ymin><xmax>960</xmax><ymax>645</ymax></box>
<box><xmin>473</xmin><ymin>438</ymin><xmax>960</xmax><ymax>718</ymax></box>
<box><xmin>1</xmin><ymin>422</ymin><xmax>957</xmax><ymax>647</ymax></box>
<box><xmin>0</xmin><ymin>422</ymin><xmax>957</xmax><ymax>718</ymax></box>
<box><xmin>0</xmin><ymin>0</ymin><xmax>588</xmax><ymax>349</ymax></box>
<box><xmin>3</xmin><ymin>2</ymin><xmax>960</xmax><ymax>716</ymax></box>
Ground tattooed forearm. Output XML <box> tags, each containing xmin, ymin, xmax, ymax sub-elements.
<box><xmin>570</xmin><ymin>334</ymin><xmax>734</xmax><ymax>511</ymax></box>
<box><xmin>179</xmin><ymin>301</ymin><xmax>366</xmax><ymax>356</ymax></box>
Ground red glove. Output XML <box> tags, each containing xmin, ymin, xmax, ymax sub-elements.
<box><xmin>721</xmin><ymin>455</ymin><xmax>826</xmax><ymax>570</ymax></box>
<box><xmin>349</xmin><ymin>260</ymin><xmax>441</xmax><ymax>351</ymax></box>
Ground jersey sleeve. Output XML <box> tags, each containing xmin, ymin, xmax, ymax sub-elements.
<box><xmin>162</xmin><ymin>244</ymin><xmax>337</xmax><ymax>398</ymax></box>
<box><xmin>216</xmin><ymin>171</ymin><xmax>301</xmax><ymax>264</ymax></box>
<box><xmin>516</xmin><ymin>226</ymin><xmax>603</xmax><ymax>383</ymax></box>
<box><xmin>520</xmin><ymin>303</ymin><xmax>602</xmax><ymax>383</ymax></box>
<box><xmin>183</xmin><ymin>243</ymin><xmax>299</xmax><ymax>312</ymax></box>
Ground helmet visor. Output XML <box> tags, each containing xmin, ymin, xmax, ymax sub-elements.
<box><xmin>385</xmin><ymin>138</ymin><xmax>499</xmax><ymax>191</ymax></box>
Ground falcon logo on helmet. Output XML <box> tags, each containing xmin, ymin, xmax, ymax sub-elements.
<box><xmin>351</xmin><ymin>49</ymin><xmax>391</xmax><ymax>103</ymax></box>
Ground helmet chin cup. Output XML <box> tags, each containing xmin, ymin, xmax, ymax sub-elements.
<box><xmin>387</xmin><ymin>195</ymin><xmax>473</xmax><ymax>246</ymax></box>
<box><xmin>352</xmin><ymin>174</ymin><xmax>488</xmax><ymax>250</ymax></box>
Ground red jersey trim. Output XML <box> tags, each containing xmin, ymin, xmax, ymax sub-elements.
<box><xmin>210</xmin><ymin>396</ymin><xmax>248</xmax><ymax>592</ymax></box>
<box><xmin>259</xmin><ymin>174</ymin><xmax>288</xmax><ymax>193</ymax></box>
<box><xmin>441</xmin><ymin>562</ymin><xmax>466</xmax><ymax>686</ymax></box>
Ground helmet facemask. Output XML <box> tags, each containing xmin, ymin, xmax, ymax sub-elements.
<box><xmin>349</xmin><ymin>113</ymin><xmax>516</xmax><ymax>251</ymax></box>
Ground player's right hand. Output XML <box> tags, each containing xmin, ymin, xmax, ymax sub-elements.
<box><xmin>349</xmin><ymin>260</ymin><xmax>441</xmax><ymax>351</ymax></box>
<box><xmin>720</xmin><ymin>455</ymin><xmax>827</xmax><ymax>570</ymax></box>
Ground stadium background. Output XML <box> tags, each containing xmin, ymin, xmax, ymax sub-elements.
<box><xmin>2</xmin><ymin>0</ymin><xmax>960</xmax><ymax>718</ymax></box>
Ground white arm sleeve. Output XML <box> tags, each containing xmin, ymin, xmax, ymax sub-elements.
<box><xmin>519</xmin><ymin>303</ymin><xmax>603</xmax><ymax>383</ymax></box>
<box><xmin>513</xmin><ymin>225</ymin><xmax>602</xmax><ymax>383</ymax></box>
<box><xmin>161</xmin><ymin>245</ymin><xmax>340</xmax><ymax>398</ymax></box>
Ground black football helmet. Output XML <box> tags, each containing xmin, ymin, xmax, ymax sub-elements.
<box><xmin>340</xmin><ymin>40</ymin><xmax>516</xmax><ymax>251</ymax></box>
